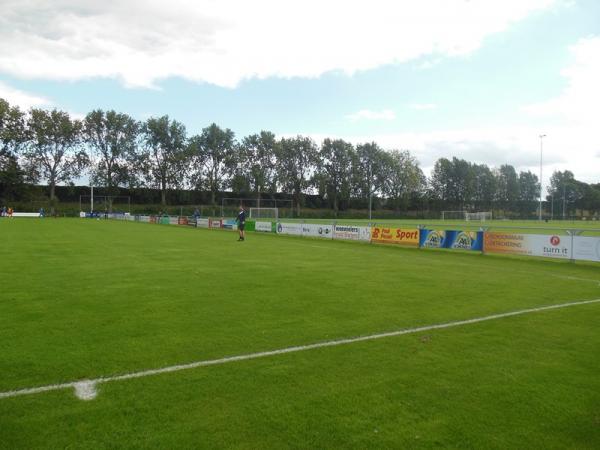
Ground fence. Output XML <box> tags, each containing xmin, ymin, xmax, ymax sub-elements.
<box><xmin>99</xmin><ymin>213</ymin><xmax>600</xmax><ymax>264</ymax></box>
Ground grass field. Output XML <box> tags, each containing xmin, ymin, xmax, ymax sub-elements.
<box><xmin>1</xmin><ymin>218</ymin><xmax>599</xmax><ymax>449</ymax></box>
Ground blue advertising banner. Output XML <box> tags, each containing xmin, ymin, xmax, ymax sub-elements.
<box><xmin>420</xmin><ymin>230</ymin><xmax>483</xmax><ymax>251</ymax></box>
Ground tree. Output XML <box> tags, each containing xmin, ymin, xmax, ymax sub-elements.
<box><xmin>190</xmin><ymin>123</ymin><xmax>235</xmax><ymax>205</ymax></box>
<box><xmin>381</xmin><ymin>150</ymin><xmax>425</xmax><ymax>211</ymax></box>
<box><xmin>318</xmin><ymin>138</ymin><xmax>355</xmax><ymax>214</ymax></box>
<box><xmin>0</xmin><ymin>149</ymin><xmax>26</xmax><ymax>201</ymax></box>
<box><xmin>0</xmin><ymin>98</ymin><xmax>28</xmax><ymax>202</ymax></box>
<box><xmin>548</xmin><ymin>170</ymin><xmax>584</xmax><ymax>218</ymax></box>
<box><xmin>471</xmin><ymin>163</ymin><xmax>496</xmax><ymax>209</ymax></box>
<box><xmin>0</xmin><ymin>98</ymin><xmax>28</xmax><ymax>156</ymax></box>
<box><xmin>495</xmin><ymin>164</ymin><xmax>519</xmax><ymax>210</ymax></box>
<box><xmin>430</xmin><ymin>158</ymin><xmax>453</xmax><ymax>202</ymax></box>
<box><xmin>138</xmin><ymin>116</ymin><xmax>188</xmax><ymax>206</ymax></box>
<box><xmin>83</xmin><ymin>110</ymin><xmax>140</xmax><ymax>200</ymax></box>
<box><xmin>24</xmin><ymin>108</ymin><xmax>88</xmax><ymax>210</ymax></box>
<box><xmin>276</xmin><ymin>136</ymin><xmax>318</xmax><ymax>215</ymax></box>
<box><xmin>240</xmin><ymin>131</ymin><xmax>278</xmax><ymax>196</ymax></box>
<box><xmin>354</xmin><ymin>142</ymin><xmax>387</xmax><ymax>208</ymax></box>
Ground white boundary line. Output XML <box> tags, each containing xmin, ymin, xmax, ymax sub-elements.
<box><xmin>1</xmin><ymin>298</ymin><xmax>599</xmax><ymax>401</ymax></box>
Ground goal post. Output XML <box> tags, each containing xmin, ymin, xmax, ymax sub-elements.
<box><xmin>441</xmin><ymin>210</ymin><xmax>467</xmax><ymax>220</ymax></box>
<box><xmin>465</xmin><ymin>211</ymin><xmax>492</xmax><ymax>222</ymax></box>
<box><xmin>249</xmin><ymin>207</ymin><xmax>278</xmax><ymax>220</ymax></box>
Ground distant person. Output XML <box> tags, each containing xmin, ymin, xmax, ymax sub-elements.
<box><xmin>193</xmin><ymin>208</ymin><xmax>200</xmax><ymax>219</ymax></box>
<box><xmin>8</xmin><ymin>207</ymin><xmax>13</xmax><ymax>218</ymax></box>
<box><xmin>236</xmin><ymin>204</ymin><xmax>246</xmax><ymax>241</ymax></box>
<box><xmin>39</xmin><ymin>207</ymin><xmax>45</xmax><ymax>218</ymax></box>
<box><xmin>1</xmin><ymin>206</ymin><xmax>6</xmax><ymax>217</ymax></box>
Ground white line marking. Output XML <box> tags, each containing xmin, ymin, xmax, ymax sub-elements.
<box><xmin>1</xmin><ymin>298</ymin><xmax>599</xmax><ymax>401</ymax></box>
<box><xmin>74</xmin><ymin>381</ymin><xmax>97</xmax><ymax>400</ymax></box>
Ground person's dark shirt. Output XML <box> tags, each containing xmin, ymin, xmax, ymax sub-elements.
<box><xmin>237</xmin><ymin>209</ymin><xmax>246</xmax><ymax>223</ymax></box>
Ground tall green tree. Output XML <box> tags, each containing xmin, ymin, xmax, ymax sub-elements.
<box><xmin>318</xmin><ymin>138</ymin><xmax>355</xmax><ymax>215</ymax></box>
<box><xmin>471</xmin><ymin>163</ymin><xmax>496</xmax><ymax>208</ymax></box>
<box><xmin>24</xmin><ymin>108</ymin><xmax>88</xmax><ymax>210</ymax></box>
<box><xmin>240</xmin><ymin>131</ymin><xmax>278</xmax><ymax>196</ymax></box>
<box><xmin>0</xmin><ymin>98</ymin><xmax>28</xmax><ymax>201</ymax></box>
<box><xmin>0</xmin><ymin>98</ymin><xmax>28</xmax><ymax>155</ymax></box>
<box><xmin>138</xmin><ymin>116</ymin><xmax>188</xmax><ymax>206</ymax></box>
<box><xmin>189</xmin><ymin>123</ymin><xmax>235</xmax><ymax>205</ymax></box>
<box><xmin>83</xmin><ymin>110</ymin><xmax>140</xmax><ymax>197</ymax></box>
<box><xmin>495</xmin><ymin>164</ymin><xmax>519</xmax><ymax>210</ymax></box>
<box><xmin>548</xmin><ymin>170</ymin><xmax>584</xmax><ymax>218</ymax></box>
<box><xmin>276</xmin><ymin>136</ymin><xmax>318</xmax><ymax>215</ymax></box>
<box><xmin>381</xmin><ymin>149</ymin><xmax>425</xmax><ymax>211</ymax></box>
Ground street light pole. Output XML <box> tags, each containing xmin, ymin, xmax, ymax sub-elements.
<box><xmin>538</xmin><ymin>134</ymin><xmax>546</xmax><ymax>221</ymax></box>
<box><xmin>368</xmin><ymin>162</ymin><xmax>372</xmax><ymax>221</ymax></box>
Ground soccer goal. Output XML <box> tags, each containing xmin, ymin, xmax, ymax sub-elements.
<box><xmin>249</xmin><ymin>207</ymin><xmax>279</xmax><ymax>221</ymax></box>
<box><xmin>465</xmin><ymin>211</ymin><xmax>492</xmax><ymax>222</ymax></box>
<box><xmin>441</xmin><ymin>210</ymin><xmax>467</xmax><ymax>220</ymax></box>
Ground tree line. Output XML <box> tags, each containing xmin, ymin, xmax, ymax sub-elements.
<box><xmin>1</xmin><ymin>98</ymin><xmax>599</xmax><ymax>217</ymax></box>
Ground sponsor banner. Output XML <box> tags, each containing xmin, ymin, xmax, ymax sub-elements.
<box><xmin>572</xmin><ymin>236</ymin><xmax>600</xmax><ymax>262</ymax></box>
<box><xmin>197</xmin><ymin>218</ymin><xmax>209</xmax><ymax>228</ymax></box>
<box><xmin>149</xmin><ymin>215</ymin><xmax>157</xmax><ymax>224</ymax></box>
<box><xmin>178</xmin><ymin>216</ymin><xmax>188</xmax><ymax>225</ymax></box>
<box><xmin>168</xmin><ymin>216</ymin><xmax>178</xmax><ymax>225</ymax></box>
<box><xmin>484</xmin><ymin>232</ymin><xmax>571</xmax><ymax>259</ymax></box>
<box><xmin>209</xmin><ymin>218</ymin><xmax>222</xmax><ymax>229</ymax></box>
<box><xmin>420</xmin><ymin>230</ymin><xmax>483</xmax><ymax>251</ymax></box>
<box><xmin>255</xmin><ymin>221</ymin><xmax>273</xmax><ymax>233</ymax></box>
<box><xmin>223</xmin><ymin>219</ymin><xmax>238</xmax><ymax>230</ymax></box>
<box><xmin>301</xmin><ymin>223</ymin><xmax>333</xmax><ymax>239</ymax></box>
<box><xmin>276</xmin><ymin>222</ymin><xmax>303</xmax><ymax>235</ymax></box>
<box><xmin>371</xmin><ymin>227</ymin><xmax>419</xmax><ymax>246</ymax></box>
<box><xmin>333</xmin><ymin>225</ymin><xmax>371</xmax><ymax>241</ymax></box>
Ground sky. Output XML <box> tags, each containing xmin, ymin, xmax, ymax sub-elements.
<box><xmin>1</xmin><ymin>0</ymin><xmax>599</xmax><ymax>192</ymax></box>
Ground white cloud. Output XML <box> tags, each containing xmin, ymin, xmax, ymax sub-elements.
<box><xmin>522</xmin><ymin>36</ymin><xmax>600</xmax><ymax>126</ymax></box>
<box><xmin>0</xmin><ymin>0</ymin><xmax>556</xmax><ymax>88</ymax></box>
<box><xmin>346</xmin><ymin>109</ymin><xmax>396</xmax><ymax>122</ymax></box>
<box><xmin>410</xmin><ymin>103</ymin><xmax>437</xmax><ymax>111</ymax></box>
<box><xmin>0</xmin><ymin>81</ymin><xmax>50</xmax><ymax>109</ymax></box>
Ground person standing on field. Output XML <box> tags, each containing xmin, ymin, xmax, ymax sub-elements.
<box><xmin>236</xmin><ymin>204</ymin><xmax>246</xmax><ymax>241</ymax></box>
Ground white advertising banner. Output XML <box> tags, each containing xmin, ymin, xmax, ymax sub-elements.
<box><xmin>276</xmin><ymin>222</ymin><xmax>303</xmax><ymax>236</ymax></box>
<box><xmin>197</xmin><ymin>218</ymin><xmax>209</xmax><ymax>228</ymax></box>
<box><xmin>301</xmin><ymin>223</ymin><xmax>333</xmax><ymax>239</ymax></box>
<box><xmin>572</xmin><ymin>236</ymin><xmax>600</xmax><ymax>262</ymax></box>
<box><xmin>255</xmin><ymin>221</ymin><xmax>273</xmax><ymax>232</ymax></box>
<box><xmin>209</xmin><ymin>218</ymin><xmax>222</xmax><ymax>229</ymax></box>
<box><xmin>333</xmin><ymin>225</ymin><xmax>372</xmax><ymax>242</ymax></box>
<box><xmin>484</xmin><ymin>232</ymin><xmax>571</xmax><ymax>259</ymax></box>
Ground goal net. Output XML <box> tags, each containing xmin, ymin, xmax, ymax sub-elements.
<box><xmin>465</xmin><ymin>211</ymin><xmax>492</xmax><ymax>222</ymax></box>
<box><xmin>441</xmin><ymin>210</ymin><xmax>467</xmax><ymax>220</ymax></box>
<box><xmin>249</xmin><ymin>207</ymin><xmax>279</xmax><ymax>220</ymax></box>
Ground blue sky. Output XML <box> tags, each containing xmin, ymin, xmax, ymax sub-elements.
<box><xmin>1</xmin><ymin>0</ymin><xmax>599</xmax><ymax>186</ymax></box>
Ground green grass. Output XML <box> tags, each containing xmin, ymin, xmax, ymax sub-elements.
<box><xmin>1</xmin><ymin>218</ymin><xmax>599</xmax><ymax>449</ymax></box>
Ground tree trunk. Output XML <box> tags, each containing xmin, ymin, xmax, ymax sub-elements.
<box><xmin>50</xmin><ymin>180</ymin><xmax>56</xmax><ymax>215</ymax></box>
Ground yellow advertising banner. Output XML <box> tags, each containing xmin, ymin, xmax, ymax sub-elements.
<box><xmin>371</xmin><ymin>227</ymin><xmax>419</xmax><ymax>246</ymax></box>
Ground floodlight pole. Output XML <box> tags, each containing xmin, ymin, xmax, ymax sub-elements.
<box><xmin>368</xmin><ymin>162</ymin><xmax>372</xmax><ymax>221</ymax></box>
<box><xmin>538</xmin><ymin>134</ymin><xmax>546</xmax><ymax>221</ymax></box>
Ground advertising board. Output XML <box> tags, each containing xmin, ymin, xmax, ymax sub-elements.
<box><xmin>223</xmin><ymin>219</ymin><xmax>238</xmax><ymax>230</ymax></box>
<box><xmin>301</xmin><ymin>223</ymin><xmax>333</xmax><ymax>239</ymax></box>
<box><xmin>420</xmin><ymin>230</ymin><xmax>483</xmax><ymax>251</ymax></box>
<box><xmin>572</xmin><ymin>236</ymin><xmax>600</xmax><ymax>262</ymax></box>
<box><xmin>371</xmin><ymin>227</ymin><xmax>419</xmax><ymax>246</ymax></box>
<box><xmin>333</xmin><ymin>225</ymin><xmax>372</xmax><ymax>242</ymax></box>
<box><xmin>276</xmin><ymin>222</ymin><xmax>303</xmax><ymax>236</ymax></box>
<box><xmin>255</xmin><ymin>221</ymin><xmax>274</xmax><ymax>233</ymax></box>
<box><xmin>209</xmin><ymin>218</ymin><xmax>222</xmax><ymax>229</ymax></box>
<box><xmin>197</xmin><ymin>218</ymin><xmax>209</xmax><ymax>228</ymax></box>
<box><xmin>484</xmin><ymin>232</ymin><xmax>571</xmax><ymax>259</ymax></box>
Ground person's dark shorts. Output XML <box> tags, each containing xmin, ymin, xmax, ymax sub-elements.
<box><xmin>238</xmin><ymin>222</ymin><xmax>245</xmax><ymax>231</ymax></box>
